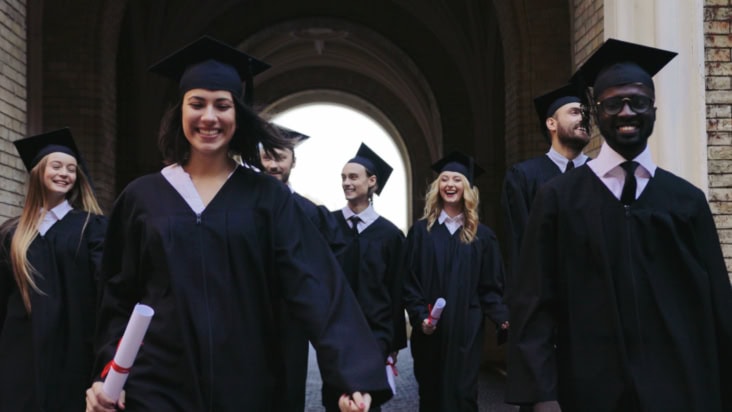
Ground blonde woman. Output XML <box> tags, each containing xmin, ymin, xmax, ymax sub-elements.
<box><xmin>0</xmin><ymin>128</ymin><xmax>106</xmax><ymax>412</ymax></box>
<box><xmin>403</xmin><ymin>151</ymin><xmax>509</xmax><ymax>412</ymax></box>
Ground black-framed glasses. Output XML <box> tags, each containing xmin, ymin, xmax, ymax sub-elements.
<box><xmin>596</xmin><ymin>95</ymin><xmax>654</xmax><ymax>115</ymax></box>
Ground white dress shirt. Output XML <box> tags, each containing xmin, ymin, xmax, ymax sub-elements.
<box><xmin>438</xmin><ymin>209</ymin><xmax>464</xmax><ymax>235</ymax></box>
<box><xmin>587</xmin><ymin>142</ymin><xmax>656</xmax><ymax>201</ymax></box>
<box><xmin>341</xmin><ymin>204</ymin><xmax>379</xmax><ymax>233</ymax></box>
<box><xmin>39</xmin><ymin>199</ymin><xmax>73</xmax><ymax>236</ymax></box>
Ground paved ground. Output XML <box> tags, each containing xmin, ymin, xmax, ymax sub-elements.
<box><xmin>305</xmin><ymin>344</ymin><xmax>519</xmax><ymax>411</ymax></box>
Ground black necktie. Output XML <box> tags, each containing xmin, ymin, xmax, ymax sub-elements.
<box><xmin>565</xmin><ymin>160</ymin><xmax>575</xmax><ymax>173</ymax></box>
<box><xmin>620</xmin><ymin>161</ymin><xmax>639</xmax><ymax>205</ymax></box>
<box><xmin>348</xmin><ymin>215</ymin><xmax>361</xmax><ymax>237</ymax></box>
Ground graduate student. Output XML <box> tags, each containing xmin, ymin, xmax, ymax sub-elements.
<box><xmin>402</xmin><ymin>152</ymin><xmax>509</xmax><ymax>412</ymax></box>
<box><xmin>506</xmin><ymin>38</ymin><xmax>732</xmax><ymax>412</ymax></box>
<box><xmin>324</xmin><ymin>143</ymin><xmax>406</xmax><ymax>412</ymax></box>
<box><xmin>259</xmin><ymin>126</ymin><xmax>344</xmax><ymax>412</ymax></box>
<box><xmin>0</xmin><ymin>128</ymin><xmax>106</xmax><ymax>412</ymax></box>
<box><xmin>500</xmin><ymin>84</ymin><xmax>590</xmax><ymax>299</ymax></box>
<box><xmin>85</xmin><ymin>36</ymin><xmax>390</xmax><ymax>412</ymax></box>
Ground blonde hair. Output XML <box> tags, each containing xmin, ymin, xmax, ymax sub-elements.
<box><xmin>7</xmin><ymin>154</ymin><xmax>102</xmax><ymax>313</ymax></box>
<box><xmin>422</xmin><ymin>172</ymin><xmax>480</xmax><ymax>244</ymax></box>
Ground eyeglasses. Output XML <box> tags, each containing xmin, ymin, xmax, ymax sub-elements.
<box><xmin>596</xmin><ymin>95</ymin><xmax>654</xmax><ymax>115</ymax></box>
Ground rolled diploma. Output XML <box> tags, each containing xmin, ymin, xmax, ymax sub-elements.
<box><xmin>102</xmin><ymin>303</ymin><xmax>155</xmax><ymax>401</ymax></box>
<box><xmin>385</xmin><ymin>356</ymin><xmax>397</xmax><ymax>395</ymax></box>
<box><xmin>429</xmin><ymin>298</ymin><xmax>446</xmax><ymax>326</ymax></box>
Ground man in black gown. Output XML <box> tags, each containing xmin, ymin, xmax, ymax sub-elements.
<box><xmin>500</xmin><ymin>83</ymin><xmax>590</xmax><ymax>300</ymax></box>
<box><xmin>259</xmin><ymin>126</ymin><xmax>344</xmax><ymax>412</ymax></box>
<box><xmin>506</xmin><ymin>38</ymin><xmax>732</xmax><ymax>412</ymax></box>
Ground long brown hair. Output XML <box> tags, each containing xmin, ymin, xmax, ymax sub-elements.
<box><xmin>422</xmin><ymin>172</ymin><xmax>480</xmax><ymax>244</ymax></box>
<box><xmin>6</xmin><ymin>154</ymin><xmax>102</xmax><ymax>313</ymax></box>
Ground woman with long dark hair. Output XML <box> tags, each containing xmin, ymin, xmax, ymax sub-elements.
<box><xmin>85</xmin><ymin>36</ymin><xmax>390</xmax><ymax>412</ymax></box>
<box><xmin>403</xmin><ymin>151</ymin><xmax>509</xmax><ymax>412</ymax></box>
<box><xmin>0</xmin><ymin>128</ymin><xmax>106</xmax><ymax>411</ymax></box>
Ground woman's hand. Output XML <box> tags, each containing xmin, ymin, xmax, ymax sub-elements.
<box><xmin>500</xmin><ymin>320</ymin><xmax>509</xmax><ymax>330</ymax></box>
<box><xmin>421</xmin><ymin>318</ymin><xmax>436</xmax><ymax>335</ymax></box>
<box><xmin>85</xmin><ymin>382</ymin><xmax>125</xmax><ymax>411</ymax></box>
<box><xmin>338</xmin><ymin>391</ymin><xmax>371</xmax><ymax>411</ymax></box>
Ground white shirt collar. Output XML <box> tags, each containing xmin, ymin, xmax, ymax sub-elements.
<box><xmin>161</xmin><ymin>163</ymin><xmax>237</xmax><ymax>214</ymax></box>
<box><xmin>39</xmin><ymin>199</ymin><xmax>73</xmax><ymax>236</ymax></box>
<box><xmin>591</xmin><ymin>141</ymin><xmax>656</xmax><ymax>178</ymax></box>
<box><xmin>546</xmin><ymin>147</ymin><xmax>589</xmax><ymax>172</ymax></box>
<box><xmin>341</xmin><ymin>204</ymin><xmax>379</xmax><ymax>233</ymax></box>
<box><xmin>438</xmin><ymin>209</ymin><xmax>464</xmax><ymax>235</ymax></box>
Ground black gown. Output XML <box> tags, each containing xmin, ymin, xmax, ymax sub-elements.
<box><xmin>276</xmin><ymin>191</ymin><xmax>346</xmax><ymax>412</ymax></box>
<box><xmin>322</xmin><ymin>212</ymin><xmax>405</xmax><ymax>409</ymax></box>
<box><xmin>0</xmin><ymin>210</ymin><xmax>107</xmax><ymax>412</ymax></box>
<box><xmin>500</xmin><ymin>155</ymin><xmax>562</xmax><ymax>300</ymax></box>
<box><xmin>403</xmin><ymin>219</ymin><xmax>509</xmax><ymax>412</ymax></box>
<box><xmin>94</xmin><ymin>166</ymin><xmax>392</xmax><ymax>411</ymax></box>
<box><xmin>506</xmin><ymin>165</ymin><xmax>732</xmax><ymax>412</ymax></box>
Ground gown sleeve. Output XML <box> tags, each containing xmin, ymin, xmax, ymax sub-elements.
<box><xmin>386</xmin><ymin>231</ymin><xmax>407</xmax><ymax>352</ymax></box>
<box><xmin>500</xmin><ymin>166</ymin><xmax>529</xmax><ymax>291</ymax></box>
<box><xmin>272</xmin><ymin>192</ymin><xmax>393</xmax><ymax>405</ymax></box>
<box><xmin>505</xmin><ymin>185</ymin><xmax>560</xmax><ymax>404</ymax></box>
<box><xmin>478</xmin><ymin>228</ymin><xmax>509</xmax><ymax>339</ymax></box>
<box><xmin>93</xmin><ymin>189</ymin><xmax>144</xmax><ymax>379</ymax></box>
<box><xmin>402</xmin><ymin>223</ymin><xmax>429</xmax><ymax>330</ymax></box>
<box><xmin>85</xmin><ymin>214</ymin><xmax>108</xmax><ymax>285</ymax></box>
<box><xmin>693</xmin><ymin>196</ymin><xmax>732</xmax><ymax>410</ymax></box>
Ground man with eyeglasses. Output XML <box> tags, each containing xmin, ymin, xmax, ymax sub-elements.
<box><xmin>506</xmin><ymin>39</ymin><xmax>732</xmax><ymax>412</ymax></box>
<box><xmin>500</xmin><ymin>83</ymin><xmax>590</xmax><ymax>304</ymax></box>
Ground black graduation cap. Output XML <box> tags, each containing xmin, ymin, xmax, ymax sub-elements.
<box><xmin>14</xmin><ymin>128</ymin><xmax>83</xmax><ymax>172</ymax></box>
<box><xmin>273</xmin><ymin>124</ymin><xmax>310</xmax><ymax>148</ymax></box>
<box><xmin>348</xmin><ymin>143</ymin><xmax>393</xmax><ymax>195</ymax></box>
<box><xmin>431</xmin><ymin>151</ymin><xmax>484</xmax><ymax>187</ymax></box>
<box><xmin>533</xmin><ymin>83</ymin><xmax>583</xmax><ymax>136</ymax></box>
<box><xmin>570</xmin><ymin>38</ymin><xmax>677</xmax><ymax>97</ymax></box>
<box><xmin>149</xmin><ymin>35</ymin><xmax>271</xmax><ymax>105</ymax></box>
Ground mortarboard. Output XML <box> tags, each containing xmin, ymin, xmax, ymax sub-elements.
<box><xmin>149</xmin><ymin>35</ymin><xmax>270</xmax><ymax>105</ymax></box>
<box><xmin>570</xmin><ymin>38</ymin><xmax>677</xmax><ymax>97</ymax></box>
<box><xmin>273</xmin><ymin>124</ymin><xmax>310</xmax><ymax>148</ymax></box>
<box><xmin>533</xmin><ymin>83</ymin><xmax>583</xmax><ymax>137</ymax></box>
<box><xmin>14</xmin><ymin>128</ymin><xmax>83</xmax><ymax>172</ymax></box>
<box><xmin>431</xmin><ymin>151</ymin><xmax>484</xmax><ymax>187</ymax></box>
<box><xmin>348</xmin><ymin>143</ymin><xmax>393</xmax><ymax>195</ymax></box>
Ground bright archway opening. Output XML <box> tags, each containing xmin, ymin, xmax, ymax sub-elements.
<box><xmin>270</xmin><ymin>103</ymin><xmax>409</xmax><ymax>233</ymax></box>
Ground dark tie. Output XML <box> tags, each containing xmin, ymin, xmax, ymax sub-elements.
<box><xmin>620</xmin><ymin>161</ymin><xmax>639</xmax><ymax>205</ymax></box>
<box><xmin>348</xmin><ymin>215</ymin><xmax>361</xmax><ymax>237</ymax></box>
<box><xmin>565</xmin><ymin>160</ymin><xmax>575</xmax><ymax>173</ymax></box>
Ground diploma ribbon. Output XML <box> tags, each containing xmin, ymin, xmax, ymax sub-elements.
<box><xmin>101</xmin><ymin>360</ymin><xmax>131</xmax><ymax>378</ymax></box>
<box><xmin>427</xmin><ymin>303</ymin><xmax>433</xmax><ymax>325</ymax></box>
<box><xmin>100</xmin><ymin>338</ymin><xmax>139</xmax><ymax>378</ymax></box>
<box><xmin>386</xmin><ymin>358</ymin><xmax>399</xmax><ymax>376</ymax></box>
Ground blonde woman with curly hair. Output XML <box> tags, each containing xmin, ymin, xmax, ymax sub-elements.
<box><xmin>403</xmin><ymin>151</ymin><xmax>509</xmax><ymax>412</ymax></box>
<box><xmin>0</xmin><ymin>128</ymin><xmax>106</xmax><ymax>412</ymax></box>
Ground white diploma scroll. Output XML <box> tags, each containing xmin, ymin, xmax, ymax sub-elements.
<box><xmin>385</xmin><ymin>355</ymin><xmax>397</xmax><ymax>395</ymax></box>
<box><xmin>428</xmin><ymin>298</ymin><xmax>446</xmax><ymax>326</ymax></box>
<box><xmin>102</xmin><ymin>303</ymin><xmax>155</xmax><ymax>401</ymax></box>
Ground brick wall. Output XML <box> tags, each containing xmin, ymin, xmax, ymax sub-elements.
<box><xmin>705</xmin><ymin>0</ymin><xmax>732</xmax><ymax>272</ymax></box>
<box><xmin>571</xmin><ymin>0</ymin><xmax>604</xmax><ymax>156</ymax></box>
<box><xmin>0</xmin><ymin>0</ymin><xmax>27</xmax><ymax>221</ymax></box>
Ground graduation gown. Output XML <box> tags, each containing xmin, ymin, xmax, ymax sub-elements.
<box><xmin>403</xmin><ymin>220</ymin><xmax>509</xmax><ymax>412</ymax></box>
<box><xmin>332</xmin><ymin>212</ymin><xmax>406</xmax><ymax>357</ymax></box>
<box><xmin>276</xmin><ymin>192</ymin><xmax>346</xmax><ymax>412</ymax></box>
<box><xmin>500</xmin><ymin>155</ymin><xmax>563</xmax><ymax>300</ymax></box>
<box><xmin>94</xmin><ymin>166</ymin><xmax>392</xmax><ymax>411</ymax></box>
<box><xmin>0</xmin><ymin>211</ymin><xmax>106</xmax><ymax>412</ymax></box>
<box><xmin>506</xmin><ymin>165</ymin><xmax>732</xmax><ymax>412</ymax></box>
